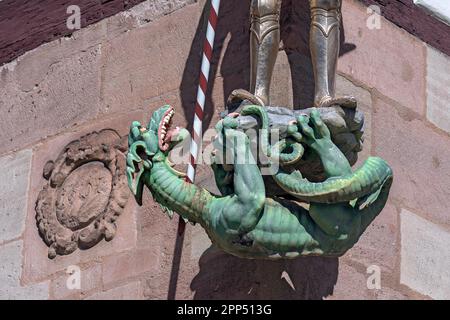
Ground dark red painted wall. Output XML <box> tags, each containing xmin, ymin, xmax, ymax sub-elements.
<box><xmin>0</xmin><ymin>0</ymin><xmax>147</xmax><ymax>66</ymax></box>
<box><xmin>0</xmin><ymin>0</ymin><xmax>449</xmax><ymax>66</ymax></box>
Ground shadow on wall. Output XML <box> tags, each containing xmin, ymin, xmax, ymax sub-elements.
<box><xmin>179</xmin><ymin>0</ymin><xmax>356</xmax><ymax>133</ymax></box>
<box><xmin>190</xmin><ymin>246</ymin><xmax>338</xmax><ymax>300</ymax></box>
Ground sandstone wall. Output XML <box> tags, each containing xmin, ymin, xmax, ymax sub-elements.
<box><xmin>0</xmin><ymin>0</ymin><xmax>449</xmax><ymax>300</ymax></box>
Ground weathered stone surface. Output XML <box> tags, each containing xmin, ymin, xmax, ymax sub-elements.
<box><xmin>0</xmin><ymin>1</ymin><xmax>199</xmax><ymax>156</ymax></box>
<box><xmin>0</xmin><ymin>45</ymin><xmax>102</xmax><ymax>155</ymax></box>
<box><xmin>426</xmin><ymin>47</ymin><xmax>450</xmax><ymax>134</ymax></box>
<box><xmin>57</xmin><ymin>164</ymin><xmax>113</xmax><ymax>230</ymax></box>
<box><xmin>0</xmin><ymin>241</ymin><xmax>49</xmax><ymax>300</ymax></box>
<box><xmin>330</xmin><ymin>261</ymin><xmax>415</xmax><ymax>300</ymax></box>
<box><xmin>102</xmin><ymin>248</ymin><xmax>161</xmax><ymax>286</ymax></box>
<box><xmin>372</xmin><ymin>286</ymin><xmax>415</xmax><ymax>300</ymax></box>
<box><xmin>339</xmin><ymin>0</ymin><xmax>427</xmax><ymax>116</ymax></box>
<box><xmin>137</xmin><ymin>202</ymin><xmax>186</xmax><ymax>299</ymax></box>
<box><xmin>400</xmin><ymin>209</ymin><xmax>450</xmax><ymax>300</ymax></box>
<box><xmin>327</xmin><ymin>264</ymin><xmax>371</xmax><ymax>300</ymax></box>
<box><xmin>50</xmin><ymin>263</ymin><xmax>102</xmax><ymax>300</ymax></box>
<box><xmin>123</xmin><ymin>0</ymin><xmax>196</xmax><ymax>26</ymax></box>
<box><xmin>344</xmin><ymin>202</ymin><xmax>398</xmax><ymax>273</ymax></box>
<box><xmin>190</xmin><ymin>224</ymin><xmax>213</xmax><ymax>261</ymax></box>
<box><xmin>86</xmin><ymin>281</ymin><xmax>144</xmax><ymax>300</ymax></box>
<box><xmin>22</xmin><ymin>113</ymin><xmax>141</xmax><ymax>284</ymax></box>
<box><xmin>23</xmin><ymin>197</ymin><xmax>137</xmax><ymax>285</ymax></box>
<box><xmin>101</xmin><ymin>4</ymin><xmax>199</xmax><ymax>115</ymax></box>
<box><xmin>373</xmin><ymin>98</ymin><xmax>450</xmax><ymax>229</ymax></box>
<box><xmin>0</xmin><ymin>149</ymin><xmax>32</xmax><ymax>243</ymax></box>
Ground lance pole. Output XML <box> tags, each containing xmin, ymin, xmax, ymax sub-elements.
<box><xmin>178</xmin><ymin>0</ymin><xmax>221</xmax><ymax>235</ymax></box>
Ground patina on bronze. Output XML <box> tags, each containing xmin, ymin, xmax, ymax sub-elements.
<box><xmin>126</xmin><ymin>105</ymin><xmax>393</xmax><ymax>259</ymax></box>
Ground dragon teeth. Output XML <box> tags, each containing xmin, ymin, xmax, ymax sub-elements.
<box><xmin>160</xmin><ymin>110</ymin><xmax>174</xmax><ymax>140</ymax></box>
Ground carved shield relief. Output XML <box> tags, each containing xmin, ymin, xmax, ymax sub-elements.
<box><xmin>36</xmin><ymin>130</ymin><xmax>130</xmax><ymax>259</ymax></box>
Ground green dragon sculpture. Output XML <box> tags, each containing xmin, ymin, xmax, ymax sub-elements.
<box><xmin>126</xmin><ymin>105</ymin><xmax>393</xmax><ymax>259</ymax></box>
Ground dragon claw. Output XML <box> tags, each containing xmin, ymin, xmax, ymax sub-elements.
<box><xmin>297</xmin><ymin>115</ymin><xmax>315</xmax><ymax>141</ymax></box>
<box><xmin>296</xmin><ymin>111</ymin><xmax>332</xmax><ymax>146</ymax></box>
<box><xmin>310</xmin><ymin>109</ymin><xmax>331</xmax><ymax>139</ymax></box>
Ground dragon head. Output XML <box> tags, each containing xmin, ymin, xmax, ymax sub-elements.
<box><xmin>126</xmin><ymin>105</ymin><xmax>189</xmax><ymax>204</ymax></box>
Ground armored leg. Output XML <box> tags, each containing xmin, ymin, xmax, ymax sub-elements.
<box><xmin>310</xmin><ymin>0</ymin><xmax>356</xmax><ymax>108</ymax></box>
<box><xmin>250</xmin><ymin>0</ymin><xmax>282</xmax><ymax>106</ymax></box>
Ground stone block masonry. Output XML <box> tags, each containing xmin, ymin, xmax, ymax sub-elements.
<box><xmin>339</xmin><ymin>0</ymin><xmax>427</xmax><ymax>116</ymax></box>
<box><xmin>401</xmin><ymin>209</ymin><xmax>450</xmax><ymax>300</ymax></box>
<box><xmin>0</xmin><ymin>149</ymin><xmax>32</xmax><ymax>243</ymax></box>
<box><xmin>372</xmin><ymin>97</ymin><xmax>450</xmax><ymax>229</ymax></box>
<box><xmin>0</xmin><ymin>0</ymin><xmax>197</xmax><ymax>156</ymax></box>
<box><xmin>0</xmin><ymin>46</ymin><xmax>103</xmax><ymax>155</ymax></box>
<box><xmin>0</xmin><ymin>241</ymin><xmax>49</xmax><ymax>299</ymax></box>
<box><xmin>426</xmin><ymin>47</ymin><xmax>450</xmax><ymax>134</ymax></box>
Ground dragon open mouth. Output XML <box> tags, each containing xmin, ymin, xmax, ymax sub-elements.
<box><xmin>158</xmin><ymin>106</ymin><xmax>181</xmax><ymax>152</ymax></box>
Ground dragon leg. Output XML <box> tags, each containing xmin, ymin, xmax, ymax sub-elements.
<box><xmin>209</xmin><ymin>116</ymin><xmax>266</xmax><ymax>238</ymax></box>
<box><xmin>273</xmin><ymin>110</ymin><xmax>393</xmax><ymax>204</ymax></box>
<box><xmin>307</xmin><ymin>173</ymin><xmax>393</xmax><ymax>254</ymax></box>
<box><xmin>297</xmin><ymin>109</ymin><xmax>352</xmax><ymax>178</ymax></box>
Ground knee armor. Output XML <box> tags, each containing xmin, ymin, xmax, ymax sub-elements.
<box><xmin>310</xmin><ymin>0</ymin><xmax>342</xmax><ymax>38</ymax></box>
<box><xmin>250</xmin><ymin>0</ymin><xmax>282</xmax><ymax>44</ymax></box>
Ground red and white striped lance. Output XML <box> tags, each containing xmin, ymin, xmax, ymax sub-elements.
<box><xmin>177</xmin><ymin>0</ymin><xmax>220</xmax><ymax>235</ymax></box>
<box><xmin>186</xmin><ymin>0</ymin><xmax>221</xmax><ymax>184</ymax></box>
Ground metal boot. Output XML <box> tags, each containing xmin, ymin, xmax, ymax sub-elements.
<box><xmin>249</xmin><ymin>0</ymin><xmax>282</xmax><ymax>106</ymax></box>
<box><xmin>310</xmin><ymin>0</ymin><xmax>356</xmax><ymax>108</ymax></box>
